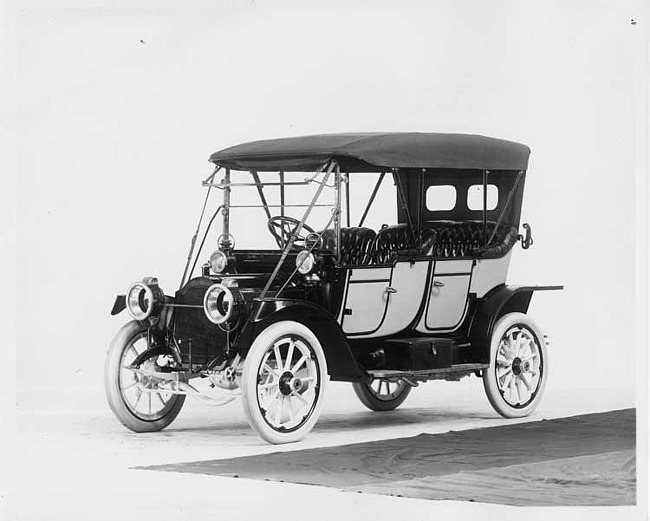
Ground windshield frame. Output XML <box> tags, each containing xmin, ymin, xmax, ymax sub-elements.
<box><xmin>179</xmin><ymin>161</ymin><xmax>343</xmax><ymax>294</ymax></box>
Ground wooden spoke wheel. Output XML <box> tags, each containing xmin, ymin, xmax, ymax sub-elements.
<box><xmin>241</xmin><ymin>321</ymin><xmax>328</xmax><ymax>444</ymax></box>
<box><xmin>352</xmin><ymin>378</ymin><xmax>412</xmax><ymax>411</ymax></box>
<box><xmin>483</xmin><ymin>312</ymin><xmax>547</xmax><ymax>418</ymax></box>
<box><xmin>104</xmin><ymin>321</ymin><xmax>185</xmax><ymax>432</ymax></box>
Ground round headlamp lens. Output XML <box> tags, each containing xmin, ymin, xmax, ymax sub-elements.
<box><xmin>296</xmin><ymin>250</ymin><xmax>315</xmax><ymax>275</ymax></box>
<box><xmin>125</xmin><ymin>283</ymin><xmax>154</xmax><ymax>320</ymax></box>
<box><xmin>209</xmin><ymin>250</ymin><xmax>228</xmax><ymax>274</ymax></box>
<box><xmin>203</xmin><ymin>284</ymin><xmax>234</xmax><ymax>324</ymax></box>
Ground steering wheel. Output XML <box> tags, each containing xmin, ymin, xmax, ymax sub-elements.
<box><xmin>267</xmin><ymin>216</ymin><xmax>316</xmax><ymax>250</ymax></box>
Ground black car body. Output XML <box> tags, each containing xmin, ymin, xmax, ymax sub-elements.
<box><xmin>106</xmin><ymin>133</ymin><xmax>562</xmax><ymax>444</ymax></box>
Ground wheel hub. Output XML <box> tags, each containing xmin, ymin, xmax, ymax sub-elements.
<box><xmin>136</xmin><ymin>360</ymin><xmax>157</xmax><ymax>386</ymax></box>
<box><xmin>510</xmin><ymin>356</ymin><xmax>532</xmax><ymax>376</ymax></box>
<box><xmin>278</xmin><ymin>371</ymin><xmax>300</xmax><ymax>396</ymax></box>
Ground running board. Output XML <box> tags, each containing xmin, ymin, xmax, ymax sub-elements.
<box><xmin>368</xmin><ymin>363</ymin><xmax>488</xmax><ymax>382</ymax></box>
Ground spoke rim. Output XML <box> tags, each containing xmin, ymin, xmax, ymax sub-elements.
<box><xmin>367</xmin><ymin>378</ymin><xmax>409</xmax><ymax>402</ymax></box>
<box><xmin>256</xmin><ymin>335</ymin><xmax>320</xmax><ymax>433</ymax></box>
<box><xmin>494</xmin><ymin>325</ymin><xmax>543</xmax><ymax>408</ymax></box>
<box><xmin>118</xmin><ymin>332</ymin><xmax>177</xmax><ymax>421</ymax></box>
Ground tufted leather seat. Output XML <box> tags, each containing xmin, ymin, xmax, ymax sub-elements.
<box><xmin>321</xmin><ymin>227</ymin><xmax>377</xmax><ymax>265</ymax></box>
<box><xmin>320</xmin><ymin>221</ymin><xmax>517</xmax><ymax>266</ymax></box>
<box><xmin>428</xmin><ymin>221</ymin><xmax>518</xmax><ymax>259</ymax></box>
<box><xmin>369</xmin><ymin>224</ymin><xmax>437</xmax><ymax>264</ymax></box>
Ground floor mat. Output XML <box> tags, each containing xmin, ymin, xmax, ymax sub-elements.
<box><xmin>139</xmin><ymin>408</ymin><xmax>636</xmax><ymax>506</ymax></box>
<box><xmin>355</xmin><ymin>449</ymin><xmax>636</xmax><ymax>506</ymax></box>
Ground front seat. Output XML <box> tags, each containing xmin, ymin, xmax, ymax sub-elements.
<box><xmin>320</xmin><ymin>227</ymin><xmax>377</xmax><ymax>265</ymax></box>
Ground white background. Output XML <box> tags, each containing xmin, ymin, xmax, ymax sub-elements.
<box><xmin>3</xmin><ymin>1</ymin><xmax>648</xmax><ymax>519</ymax></box>
<box><xmin>10</xmin><ymin>0</ymin><xmax>645</xmax><ymax>404</ymax></box>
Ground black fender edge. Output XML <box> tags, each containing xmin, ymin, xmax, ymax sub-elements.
<box><xmin>469</xmin><ymin>284</ymin><xmax>563</xmax><ymax>363</ymax></box>
<box><xmin>235</xmin><ymin>298</ymin><xmax>368</xmax><ymax>383</ymax></box>
<box><xmin>111</xmin><ymin>295</ymin><xmax>126</xmax><ymax>315</ymax></box>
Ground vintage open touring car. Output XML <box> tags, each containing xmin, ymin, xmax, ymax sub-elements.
<box><xmin>106</xmin><ymin>133</ymin><xmax>562</xmax><ymax>444</ymax></box>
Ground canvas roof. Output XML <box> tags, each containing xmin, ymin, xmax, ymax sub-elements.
<box><xmin>209</xmin><ymin>133</ymin><xmax>530</xmax><ymax>172</ymax></box>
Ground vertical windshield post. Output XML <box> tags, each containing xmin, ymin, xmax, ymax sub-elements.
<box><xmin>344</xmin><ymin>172</ymin><xmax>350</xmax><ymax>228</ymax></box>
<box><xmin>483</xmin><ymin>169</ymin><xmax>489</xmax><ymax>248</ymax></box>
<box><xmin>223</xmin><ymin>168</ymin><xmax>231</xmax><ymax>241</ymax></box>
<box><xmin>334</xmin><ymin>164</ymin><xmax>342</xmax><ymax>263</ymax></box>
<box><xmin>279</xmin><ymin>171</ymin><xmax>285</xmax><ymax>217</ymax></box>
<box><xmin>180</xmin><ymin>166</ymin><xmax>221</xmax><ymax>288</ymax></box>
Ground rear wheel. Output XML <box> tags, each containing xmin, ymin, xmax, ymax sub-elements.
<box><xmin>483</xmin><ymin>312</ymin><xmax>547</xmax><ymax>418</ymax></box>
<box><xmin>104</xmin><ymin>321</ymin><xmax>185</xmax><ymax>432</ymax></box>
<box><xmin>241</xmin><ymin>321</ymin><xmax>328</xmax><ymax>444</ymax></box>
<box><xmin>352</xmin><ymin>379</ymin><xmax>412</xmax><ymax>411</ymax></box>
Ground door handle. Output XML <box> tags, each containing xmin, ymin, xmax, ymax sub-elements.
<box><xmin>433</xmin><ymin>280</ymin><xmax>445</xmax><ymax>288</ymax></box>
<box><xmin>385</xmin><ymin>286</ymin><xmax>397</xmax><ymax>294</ymax></box>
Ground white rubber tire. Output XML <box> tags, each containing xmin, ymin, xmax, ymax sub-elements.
<box><xmin>241</xmin><ymin>321</ymin><xmax>328</xmax><ymax>444</ymax></box>
<box><xmin>104</xmin><ymin>321</ymin><xmax>185</xmax><ymax>432</ymax></box>
<box><xmin>483</xmin><ymin>312</ymin><xmax>548</xmax><ymax>418</ymax></box>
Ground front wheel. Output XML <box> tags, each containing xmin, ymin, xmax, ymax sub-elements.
<box><xmin>352</xmin><ymin>379</ymin><xmax>412</xmax><ymax>411</ymax></box>
<box><xmin>241</xmin><ymin>321</ymin><xmax>328</xmax><ymax>444</ymax></box>
<box><xmin>483</xmin><ymin>312</ymin><xmax>548</xmax><ymax>418</ymax></box>
<box><xmin>104</xmin><ymin>321</ymin><xmax>185</xmax><ymax>432</ymax></box>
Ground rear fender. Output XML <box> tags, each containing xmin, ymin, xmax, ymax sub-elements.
<box><xmin>236</xmin><ymin>299</ymin><xmax>368</xmax><ymax>382</ymax></box>
<box><xmin>469</xmin><ymin>285</ymin><xmax>563</xmax><ymax>363</ymax></box>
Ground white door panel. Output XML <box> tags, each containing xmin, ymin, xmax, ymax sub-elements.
<box><xmin>342</xmin><ymin>282</ymin><xmax>389</xmax><ymax>334</ymax></box>
<box><xmin>417</xmin><ymin>260</ymin><xmax>473</xmax><ymax>332</ymax></box>
<box><xmin>424</xmin><ymin>274</ymin><xmax>471</xmax><ymax>329</ymax></box>
<box><xmin>341</xmin><ymin>267</ymin><xmax>392</xmax><ymax>335</ymax></box>
<box><xmin>371</xmin><ymin>261</ymin><xmax>429</xmax><ymax>337</ymax></box>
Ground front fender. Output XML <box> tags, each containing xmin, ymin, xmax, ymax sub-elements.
<box><xmin>469</xmin><ymin>284</ymin><xmax>563</xmax><ymax>363</ymax></box>
<box><xmin>236</xmin><ymin>299</ymin><xmax>368</xmax><ymax>382</ymax></box>
<box><xmin>110</xmin><ymin>294</ymin><xmax>175</xmax><ymax>337</ymax></box>
<box><xmin>111</xmin><ymin>295</ymin><xmax>126</xmax><ymax>315</ymax></box>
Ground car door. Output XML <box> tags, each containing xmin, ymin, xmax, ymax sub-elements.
<box><xmin>339</xmin><ymin>260</ymin><xmax>431</xmax><ymax>338</ymax></box>
<box><xmin>417</xmin><ymin>259</ymin><xmax>473</xmax><ymax>332</ymax></box>
<box><xmin>370</xmin><ymin>259</ymin><xmax>430</xmax><ymax>337</ymax></box>
<box><xmin>339</xmin><ymin>267</ymin><xmax>392</xmax><ymax>335</ymax></box>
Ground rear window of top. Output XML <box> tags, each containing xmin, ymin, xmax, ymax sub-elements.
<box><xmin>426</xmin><ymin>185</ymin><xmax>457</xmax><ymax>211</ymax></box>
<box><xmin>467</xmin><ymin>184</ymin><xmax>498</xmax><ymax>211</ymax></box>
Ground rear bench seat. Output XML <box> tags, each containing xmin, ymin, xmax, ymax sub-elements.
<box><xmin>370</xmin><ymin>224</ymin><xmax>437</xmax><ymax>264</ymax></box>
<box><xmin>428</xmin><ymin>221</ymin><xmax>518</xmax><ymax>259</ymax></box>
<box><xmin>320</xmin><ymin>221</ymin><xmax>517</xmax><ymax>266</ymax></box>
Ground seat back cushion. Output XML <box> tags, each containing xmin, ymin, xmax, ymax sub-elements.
<box><xmin>321</xmin><ymin>227</ymin><xmax>377</xmax><ymax>265</ymax></box>
<box><xmin>370</xmin><ymin>224</ymin><xmax>437</xmax><ymax>264</ymax></box>
<box><xmin>429</xmin><ymin>221</ymin><xmax>518</xmax><ymax>259</ymax></box>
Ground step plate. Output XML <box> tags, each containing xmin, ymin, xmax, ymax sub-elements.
<box><xmin>368</xmin><ymin>363</ymin><xmax>488</xmax><ymax>380</ymax></box>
